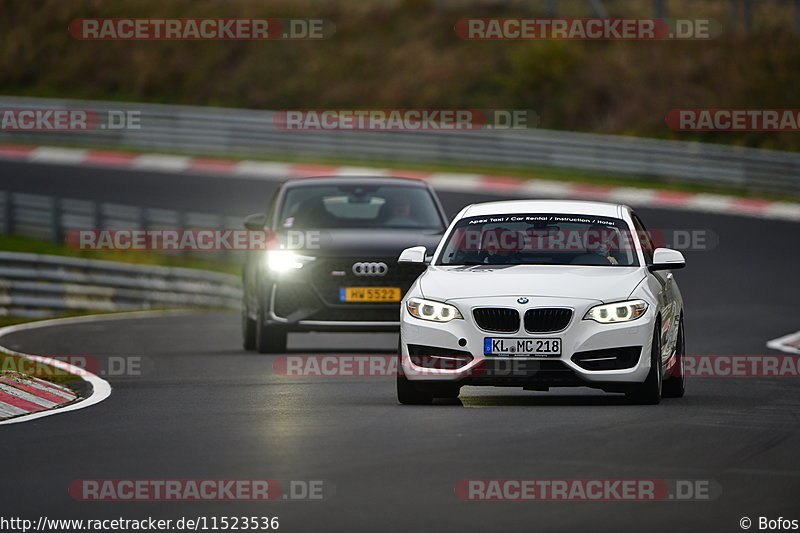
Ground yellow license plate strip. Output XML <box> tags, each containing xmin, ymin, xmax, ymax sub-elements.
<box><xmin>340</xmin><ymin>287</ymin><xmax>402</xmax><ymax>302</ymax></box>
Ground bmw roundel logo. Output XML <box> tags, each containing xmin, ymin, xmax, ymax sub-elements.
<box><xmin>517</xmin><ymin>297</ymin><xmax>529</xmax><ymax>304</ymax></box>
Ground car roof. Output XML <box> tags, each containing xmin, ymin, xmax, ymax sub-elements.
<box><xmin>460</xmin><ymin>199</ymin><xmax>628</xmax><ymax>218</ymax></box>
<box><xmin>282</xmin><ymin>175</ymin><xmax>429</xmax><ymax>188</ymax></box>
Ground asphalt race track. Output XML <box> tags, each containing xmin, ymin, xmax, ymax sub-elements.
<box><xmin>1</xmin><ymin>160</ymin><xmax>799</xmax><ymax>532</ymax></box>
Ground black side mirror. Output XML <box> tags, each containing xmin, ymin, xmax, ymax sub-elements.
<box><xmin>243</xmin><ymin>213</ymin><xmax>268</xmax><ymax>230</ymax></box>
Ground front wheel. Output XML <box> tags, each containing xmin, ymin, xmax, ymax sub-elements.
<box><xmin>397</xmin><ymin>374</ymin><xmax>434</xmax><ymax>405</ymax></box>
<box><xmin>626</xmin><ymin>326</ymin><xmax>662</xmax><ymax>405</ymax></box>
<box><xmin>396</xmin><ymin>351</ymin><xmax>433</xmax><ymax>405</ymax></box>
<box><xmin>662</xmin><ymin>319</ymin><xmax>686</xmax><ymax>398</ymax></box>
<box><xmin>255</xmin><ymin>304</ymin><xmax>287</xmax><ymax>354</ymax></box>
<box><xmin>242</xmin><ymin>308</ymin><xmax>256</xmax><ymax>351</ymax></box>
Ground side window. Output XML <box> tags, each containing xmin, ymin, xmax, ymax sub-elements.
<box><xmin>631</xmin><ymin>213</ymin><xmax>655</xmax><ymax>264</ymax></box>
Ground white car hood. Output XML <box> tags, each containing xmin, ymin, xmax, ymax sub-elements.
<box><xmin>419</xmin><ymin>265</ymin><xmax>645</xmax><ymax>303</ymax></box>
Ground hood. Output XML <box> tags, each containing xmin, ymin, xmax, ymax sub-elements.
<box><xmin>419</xmin><ymin>265</ymin><xmax>645</xmax><ymax>303</ymax></box>
<box><xmin>281</xmin><ymin>229</ymin><xmax>443</xmax><ymax>259</ymax></box>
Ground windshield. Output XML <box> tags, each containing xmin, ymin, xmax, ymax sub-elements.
<box><xmin>278</xmin><ymin>184</ymin><xmax>443</xmax><ymax>230</ymax></box>
<box><xmin>436</xmin><ymin>214</ymin><xmax>639</xmax><ymax>267</ymax></box>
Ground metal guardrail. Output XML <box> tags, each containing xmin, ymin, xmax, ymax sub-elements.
<box><xmin>0</xmin><ymin>251</ymin><xmax>242</xmax><ymax>318</ymax></box>
<box><xmin>0</xmin><ymin>189</ymin><xmax>242</xmax><ymax>256</ymax></box>
<box><xmin>1</xmin><ymin>96</ymin><xmax>799</xmax><ymax>195</ymax></box>
<box><xmin>0</xmin><ymin>189</ymin><xmax>244</xmax><ymax>318</ymax></box>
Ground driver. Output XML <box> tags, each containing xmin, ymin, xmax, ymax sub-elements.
<box><xmin>484</xmin><ymin>227</ymin><xmax>520</xmax><ymax>264</ymax></box>
<box><xmin>586</xmin><ymin>223</ymin><xmax>620</xmax><ymax>265</ymax></box>
<box><xmin>382</xmin><ymin>193</ymin><xmax>415</xmax><ymax>226</ymax></box>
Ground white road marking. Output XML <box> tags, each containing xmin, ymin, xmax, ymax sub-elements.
<box><xmin>0</xmin><ymin>382</ymin><xmax>59</xmax><ymax>408</ymax></box>
<box><xmin>234</xmin><ymin>160</ymin><xmax>291</xmax><ymax>178</ymax></box>
<box><xmin>131</xmin><ymin>154</ymin><xmax>191</xmax><ymax>172</ymax></box>
<box><xmin>9</xmin><ymin>375</ymin><xmax>77</xmax><ymax>400</ymax></box>
<box><xmin>426</xmin><ymin>173</ymin><xmax>483</xmax><ymax>191</ymax></box>
<box><xmin>766</xmin><ymin>330</ymin><xmax>800</xmax><ymax>355</ymax></box>
<box><xmin>334</xmin><ymin>166</ymin><xmax>390</xmax><ymax>177</ymax></box>
<box><xmin>520</xmin><ymin>180</ymin><xmax>574</xmax><ymax>198</ymax></box>
<box><xmin>0</xmin><ymin>402</ymin><xmax>27</xmax><ymax>418</ymax></box>
<box><xmin>686</xmin><ymin>193</ymin><xmax>736</xmax><ymax>213</ymax></box>
<box><xmin>30</xmin><ymin>147</ymin><xmax>88</xmax><ymax>165</ymax></box>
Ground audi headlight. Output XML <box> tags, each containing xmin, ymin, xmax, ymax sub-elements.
<box><xmin>584</xmin><ymin>300</ymin><xmax>648</xmax><ymax>323</ymax></box>
<box><xmin>406</xmin><ymin>298</ymin><xmax>463</xmax><ymax>322</ymax></box>
<box><xmin>265</xmin><ymin>251</ymin><xmax>315</xmax><ymax>272</ymax></box>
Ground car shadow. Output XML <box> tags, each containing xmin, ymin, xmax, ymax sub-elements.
<box><xmin>440</xmin><ymin>393</ymin><xmax>632</xmax><ymax>407</ymax></box>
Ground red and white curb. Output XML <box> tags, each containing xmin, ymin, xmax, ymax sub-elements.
<box><xmin>0</xmin><ymin>314</ymin><xmax>117</xmax><ymax>425</ymax></box>
<box><xmin>767</xmin><ymin>330</ymin><xmax>800</xmax><ymax>355</ymax></box>
<box><xmin>0</xmin><ymin>372</ymin><xmax>77</xmax><ymax>420</ymax></box>
<box><xmin>0</xmin><ymin>310</ymin><xmax>194</xmax><ymax>425</ymax></box>
<box><xmin>2</xmin><ymin>144</ymin><xmax>799</xmax><ymax>222</ymax></box>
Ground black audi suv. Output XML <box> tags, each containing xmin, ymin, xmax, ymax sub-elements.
<box><xmin>242</xmin><ymin>176</ymin><xmax>448</xmax><ymax>353</ymax></box>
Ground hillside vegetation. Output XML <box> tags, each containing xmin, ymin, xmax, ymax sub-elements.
<box><xmin>1</xmin><ymin>0</ymin><xmax>798</xmax><ymax>150</ymax></box>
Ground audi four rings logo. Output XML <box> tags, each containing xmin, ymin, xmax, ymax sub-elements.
<box><xmin>352</xmin><ymin>262</ymin><xmax>388</xmax><ymax>276</ymax></box>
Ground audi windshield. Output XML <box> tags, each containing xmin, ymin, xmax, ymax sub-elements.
<box><xmin>436</xmin><ymin>214</ymin><xmax>642</xmax><ymax>266</ymax></box>
<box><xmin>279</xmin><ymin>185</ymin><xmax>444</xmax><ymax>230</ymax></box>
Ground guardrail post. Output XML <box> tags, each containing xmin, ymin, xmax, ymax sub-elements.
<box><xmin>653</xmin><ymin>0</ymin><xmax>667</xmax><ymax>18</ymax></box>
<box><xmin>795</xmin><ymin>0</ymin><xmax>800</xmax><ymax>33</ymax></box>
<box><xmin>92</xmin><ymin>201</ymin><xmax>103</xmax><ymax>231</ymax></box>
<box><xmin>137</xmin><ymin>206</ymin><xmax>147</xmax><ymax>231</ymax></box>
<box><xmin>729</xmin><ymin>0</ymin><xmax>738</xmax><ymax>28</ymax></box>
<box><xmin>178</xmin><ymin>211</ymin><xmax>188</xmax><ymax>256</ymax></box>
<box><xmin>587</xmin><ymin>0</ymin><xmax>608</xmax><ymax>18</ymax></box>
<box><xmin>50</xmin><ymin>197</ymin><xmax>63</xmax><ymax>243</ymax></box>
<box><xmin>743</xmin><ymin>0</ymin><xmax>753</xmax><ymax>30</ymax></box>
<box><xmin>2</xmin><ymin>191</ymin><xmax>12</xmax><ymax>235</ymax></box>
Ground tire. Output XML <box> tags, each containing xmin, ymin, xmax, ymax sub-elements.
<box><xmin>396</xmin><ymin>353</ymin><xmax>433</xmax><ymax>405</ymax></box>
<box><xmin>662</xmin><ymin>319</ymin><xmax>686</xmax><ymax>398</ymax></box>
<box><xmin>626</xmin><ymin>325</ymin><xmax>663</xmax><ymax>405</ymax></box>
<box><xmin>255</xmin><ymin>304</ymin><xmax>287</xmax><ymax>354</ymax></box>
<box><xmin>424</xmin><ymin>382</ymin><xmax>461</xmax><ymax>399</ymax></box>
<box><xmin>242</xmin><ymin>308</ymin><xmax>256</xmax><ymax>351</ymax></box>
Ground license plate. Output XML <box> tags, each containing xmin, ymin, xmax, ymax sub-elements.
<box><xmin>339</xmin><ymin>287</ymin><xmax>402</xmax><ymax>302</ymax></box>
<box><xmin>484</xmin><ymin>337</ymin><xmax>562</xmax><ymax>357</ymax></box>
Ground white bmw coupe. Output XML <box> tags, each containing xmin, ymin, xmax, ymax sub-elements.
<box><xmin>397</xmin><ymin>200</ymin><xmax>686</xmax><ymax>405</ymax></box>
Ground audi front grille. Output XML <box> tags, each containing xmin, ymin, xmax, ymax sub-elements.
<box><xmin>472</xmin><ymin>308</ymin><xmax>520</xmax><ymax>333</ymax></box>
<box><xmin>523</xmin><ymin>308</ymin><xmax>573</xmax><ymax>333</ymax></box>
<box><xmin>310</xmin><ymin>258</ymin><xmax>424</xmax><ymax>305</ymax></box>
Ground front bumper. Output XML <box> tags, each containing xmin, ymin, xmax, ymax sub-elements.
<box><xmin>400</xmin><ymin>295</ymin><xmax>655</xmax><ymax>390</ymax></box>
<box><xmin>260</xmin><ymin>256</ymin><xmax>425</xmax><ymax>332</ymax></box>
<box><xmin>265</xmin><ymin>280</ymin><xmax>401</xmax><ymax>331</ymax></box>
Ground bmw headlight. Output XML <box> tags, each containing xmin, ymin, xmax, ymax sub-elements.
<box><xmin>406</xmin><ymin>298</ymin><xmax>463</xmax><ymax>322</ymax></box>
<box><xmin>265</xmin><ymin>251</ymin><xmax>315</xmax><ymax>272</ymax></box>
<box><xmin>584</xmin><ymin>300</ymin><xmax>648</xmax><ymax>323</ymax></box>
